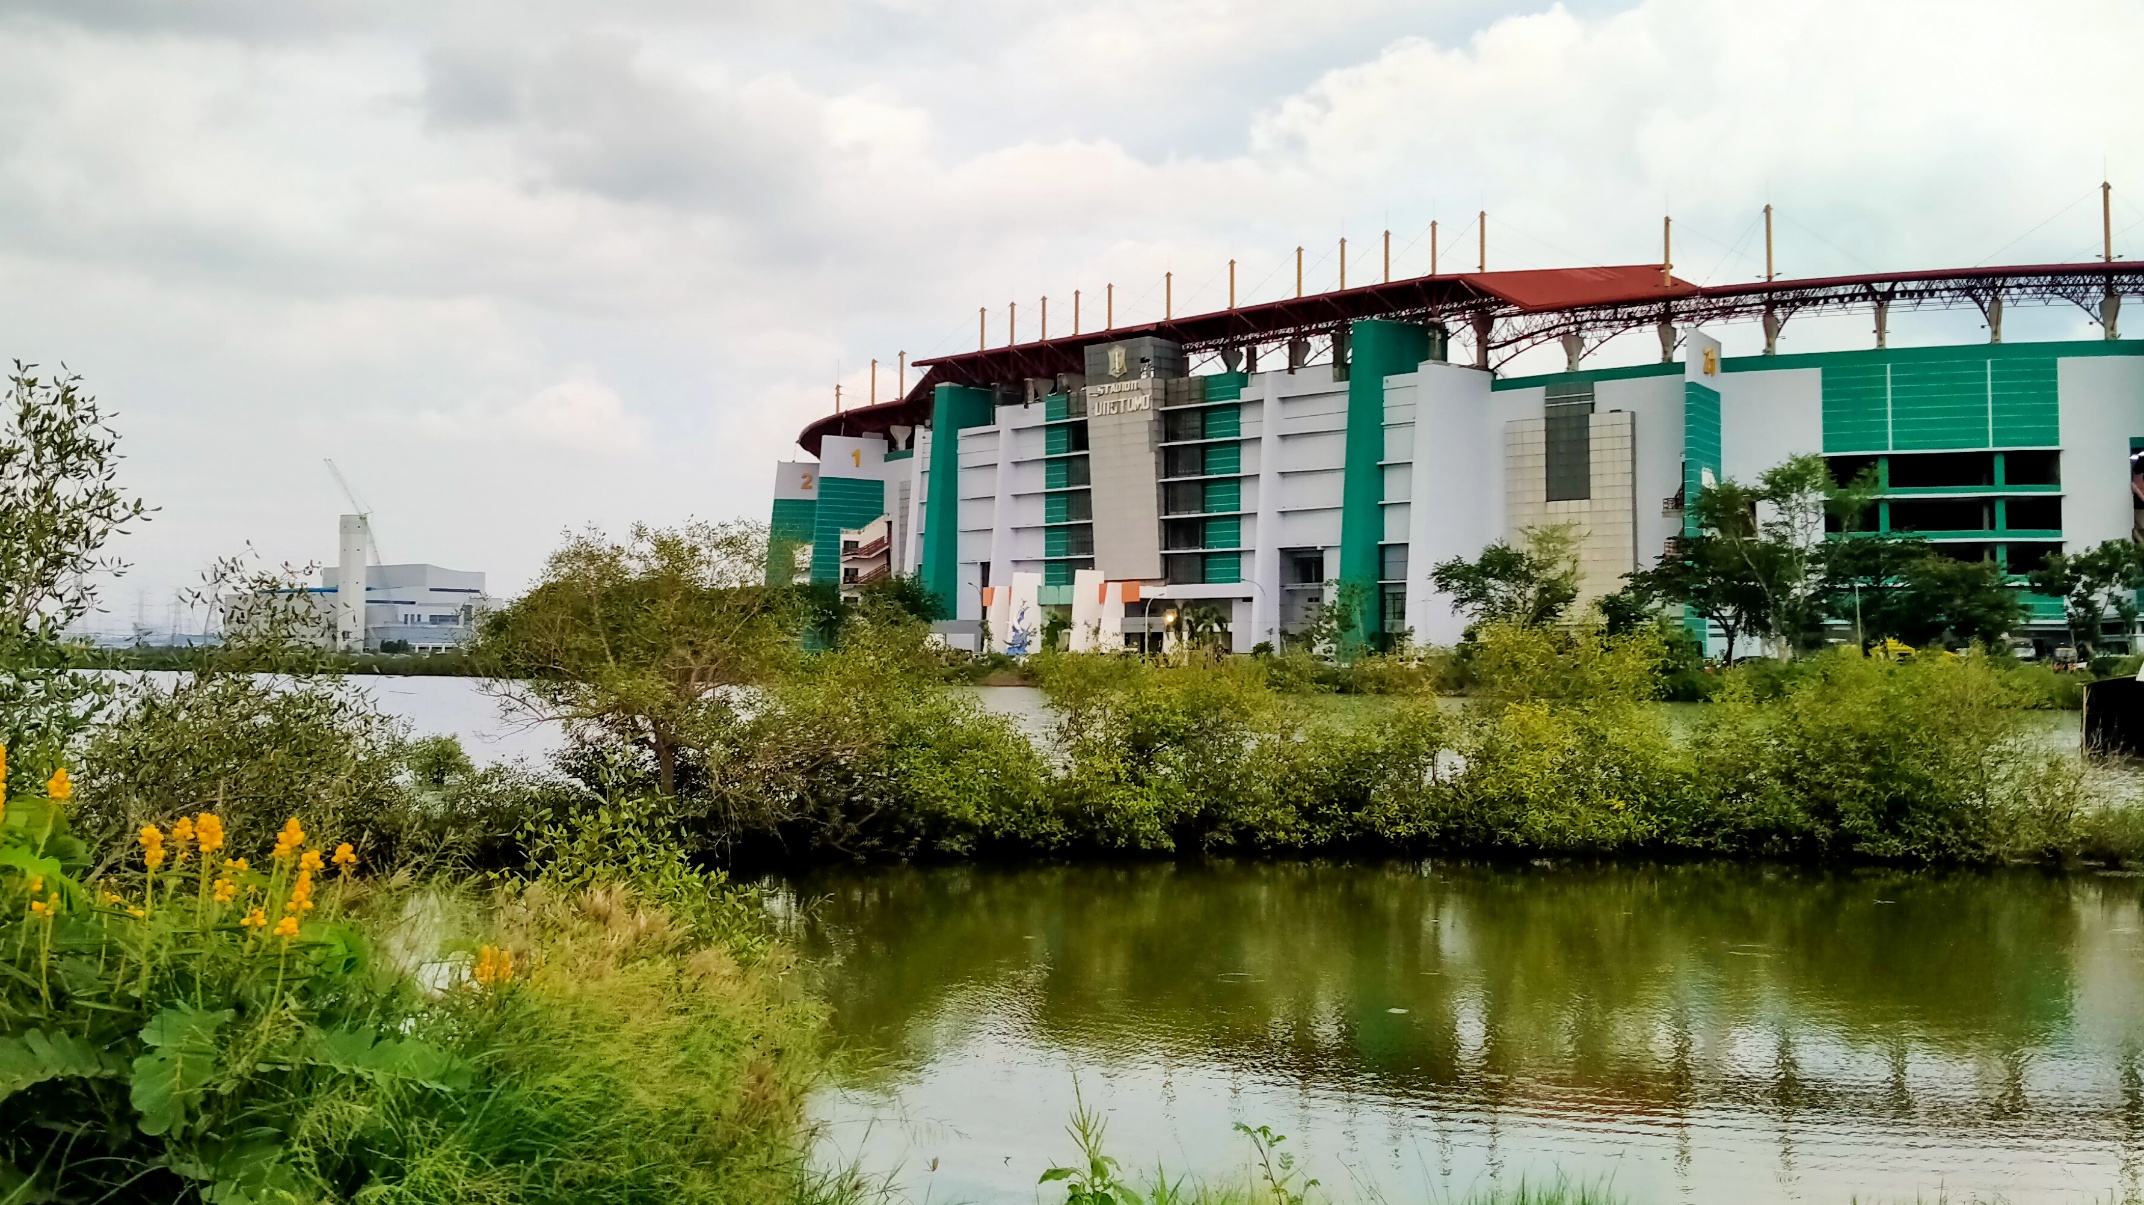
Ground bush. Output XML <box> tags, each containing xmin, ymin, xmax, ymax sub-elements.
<box><xmin>0</xmin><ymin>769</ymin><xmax>822</xmax><ymax>1205</ymax></box>
<box><xmin>73</xmin><ymin>673</ymin><xmax>414</xmax><ymax>873</ymax></box>
<box><xmin>1689</xmin><ymin>649</ymin><xmax>2091</xmax><ymax>860</ymax></box>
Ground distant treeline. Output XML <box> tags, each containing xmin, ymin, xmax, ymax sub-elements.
<box><xmin>82</xmin><ymin>644</ymin><xmax>480</xmax><ymax>676</ymax></box>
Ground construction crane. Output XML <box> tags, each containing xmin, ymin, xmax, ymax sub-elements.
<box><xmin>324</xmin><ymin>458</ymin><xmax>383</xmax><ymax>564</ymax></box>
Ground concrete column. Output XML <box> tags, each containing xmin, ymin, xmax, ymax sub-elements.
<box><xmin>336</xmin><ymin>514</ymin><xmax>369</xmax><ymax>652</ymax></box>
<box><xmin>1251</xmin><ymin>372</ymin><xmax>1284</xmax><ymax>649</ymax></box>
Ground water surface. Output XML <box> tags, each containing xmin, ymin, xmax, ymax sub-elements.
<box><xmin>788</xmin><ymin>861</ymin><xmax>2144</xmax><ymax>1204</ymax></box>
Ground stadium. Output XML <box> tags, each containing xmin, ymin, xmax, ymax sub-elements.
<box><xmin>769</xmin><ymin>217</ymin><xmax>2143</xmax><ymax>655</ymax></box>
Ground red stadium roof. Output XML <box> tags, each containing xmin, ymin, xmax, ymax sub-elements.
<box><xmin>797</xmin><ymin>260</ymin><xmax>2141</xmax><ymax>456</ymax></box>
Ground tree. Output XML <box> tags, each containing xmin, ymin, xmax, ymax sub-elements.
<box><xmin>2025</xmin><ymin>540</ymin><xmax>2144</xmax><ymax>656</ymax></box>
<box><xmin>1686</xmin><ymin>454</ymin><xmax>1877</xmax><ymax>659</ymax></box>
<box><xmin>1634</xmin><ymin>453</ymin><xmax>1881</xmax><ymax>661</ymax></box>
<box><xmin>0</xmin><ymin>365</ymin><xmax>152</xmax><ymax>781</ymax></box>
<box><xmin>1893</xmin><ymin>555</ymin><xmax>2023</xmax><ymax>650</ymax></box>
<box><xmin>1817</xmin><ymin>533</ymin><xmax>1936</xmax><ymax>652</ymax></box>
<box><xmin>1623</xmin><ymin>533</ymin><xmax>1772</xmax><ymax>663</ymax></box>
<box><xmin>474</xmin><ymin>521</ymin><xmax>800</xmax><ymax>795</ymax></box>
<box><xmin>1429</xmin><ymin>524</ymin><xmax>1581</xmax><ymax>629</ymax></box>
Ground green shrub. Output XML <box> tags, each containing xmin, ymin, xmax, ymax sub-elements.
<box><xmin>73</xmin><ymin>672</ymin><xmax>414</xmax><ymax>873</ymax></box>
<box><xmin>1689</xmin><ymin>649</ymin><xmax>2090</xmax><ymax>860</ymax></box>
<box><xmin>0</xmin><ymin>774</ymin><xmax>823</xmax><ymax>1205</ymax></box>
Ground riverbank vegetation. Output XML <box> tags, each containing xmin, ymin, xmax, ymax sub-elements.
<box><xmin>457</xmin><ymin>516</ymin><xmax>2139</xmax><ymax>867</ymax></box>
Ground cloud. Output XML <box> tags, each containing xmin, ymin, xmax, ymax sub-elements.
<box><xmin>507</xmin><ymin>375</ymin><xmax>651</xmax><ymax>455</ymax></box>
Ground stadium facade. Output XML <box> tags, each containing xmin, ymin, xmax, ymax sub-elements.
<box><xmin>770</xmin><ymin>259</ymin><xmax>2144</xmax><ymax>654</ymax></box>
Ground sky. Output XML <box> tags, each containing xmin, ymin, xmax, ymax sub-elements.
<box><xmin>5</xmin><ymin>0</ymin><xmax>2141</xmax><ymax>633</ymax></box>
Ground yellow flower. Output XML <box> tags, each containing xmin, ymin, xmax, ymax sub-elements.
<box><xmin>28</xmin><ymin>899</ymin><xmax>48</xmax><ymax>917</ymax></box>
<box><xmin>332</xmin><ymin>843</ymin><xmax>357</xmax><ymax>873</ymax></box>
<box><xmin>223</xmin><ymin>857</ymin><xmax>248</xmax><ymax>872</ymax></box>
<box><xmin>171</xmin><ymin>816</ymin><xmax>195</xmax><ymax>843</ymax></box>
<box><xmin>102</xmin><ymin>891</ymin><xmax>121</xmax><ymax>906</ymax></box>
<box><xmin>272</xmin><ymin>817</ymin><xmax>306</xmax><ymax>860</ymax></box>
<box><xmin>273</xmin><ymin>915</ymin><xmax>299</xmax><ymax>939</ymax></box>
<box><xmin>45</xmin><ymin>767</ymin><xmax>69</xmax><ymax>801</ymax></box>
<box><xmin>299</xmin><ymin>849</ymin><xmax>323</xmax><ymax>873</ymax></box>
<box><xmin>241</xmin><ymin>907</ymin><xmax>267</xmax><ymax>929</ymax></box>
<box><xmin>27</xmin><ymin>875</ymin><xmax>42</xmax><ymax>895</ymax></box>
<box><xmin>472</xmin><ymin>945</ymin><xmax>516</xmax><ymax>987</ymax></box>
<box><xmin>128</xmin><ymin>907</ymin><xmax>145</xmax><ymax>918</ymax></box>
<box><xmin>213</xmin><ymin>878</ymin><xmax>236</xmax><ymax>904</ymax></box>
<box><xmin>286</xmin><ymin>869</ymin><xmax>315</xmax><ymax>914</ymax></box>
<box><xmin>194</xmin><ymin>813</ymin><xmax>224</xmax><ymax>855</ymax></box>
<box><xmin>139</xmin><ymin>824</ymin><xmax>166</xmax><ymax>872</ymax></box>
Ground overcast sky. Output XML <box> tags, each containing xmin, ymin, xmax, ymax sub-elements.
<box><xmin>6</xmin><ymin>0</ymin><xmax>2141</xmax><ymax>628</ymax></box>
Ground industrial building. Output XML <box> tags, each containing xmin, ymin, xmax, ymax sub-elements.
<box><xmin>770</xmin><ymin>253</ymin><xmax>2143</xmax><ymax>655</ymax></box>
<box><xmin>314</xmin><ymin>514</ymin><xmax>493</xmax><ymax>652</ymax></box>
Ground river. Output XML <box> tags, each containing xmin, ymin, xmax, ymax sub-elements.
<box><xmin>783</xmin><ymin>861</ymin><xmax>2144</xmax><ymax>1205</ymax></box>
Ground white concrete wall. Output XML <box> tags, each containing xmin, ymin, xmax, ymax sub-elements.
<box><xmin>1404</xmin><ymin>361</ymin><xmax>1498</xmax><ymax>647</ymax></box>
<box><xmin>1596</xmin><ymin>375</ymin><xmax>1686</xmax><ymax>574</ymax></box>
<box><xmin>1719</xmin><ymin>366</ymin><xmax>1822</xmax><ymax>484</ymax></box>
<box><xmin>2058</xmin><ymin>354</ymin><xmax>2144</xmax><ymax>549</ymax></box>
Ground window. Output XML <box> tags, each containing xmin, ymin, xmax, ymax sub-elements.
<box><xmin>1544</xmin><ymin>383</ymin><xmax>1594</xmax><ymax>502</ymax></box>
<box><xmin>1045</xmin><ymin>422</ymin><xmax>1089</xmax><ymax>455</ymax></box>
<box><xmin>1163</xmin><ymin>446</ymin><xmax>1205</xmax><ymax>478</ymax></box>
<box><xmin>1044</xmin><ymin>525</ymin><xmax>1095</xmax><ymax>557</ymax></box>
<box><xmin>2006</xmin><ymin>450</ymin><xmax>2060</xmax><ymax>486</ymax></box>
<box><xmin>1826</xmin><ymin>454</ymin><xmax>1882</xmax><ymax>488</ymax></box>
<box><xmin>1164</xmin><ymin>553</ymin><xmax>1206</xmax><ymax>585</ymax></box>
<box><xmin>1890</xmin><ymin>498</ymin><xmax>1992</xmax><ymax>532</ymax></box>
<box><xmin>1380</xmin><ymin>585</ymin><xmax>1406</xmax><ymax>633</ymax></box>
<box><xmin>1289</xmin><ymin>550</ymin><xmax>1325</xmax><ymax>585</ymax></box>
<box><xmin>1888</xmin><ymin>452</ymin><xmax>1994</xmax><ymax>489</ymax></box>
<box><xmin>1163</xmin><ymin>409</ymin><xmax>1205</xmax><ymax>442</ymax></box>
<box><xmin>1163</xmin><ymin>481</ymin><xmax>1205</xmax><ymax>515</ymax></box>
<box><xmin>1046</xmin><ymin>491</ymin><xmax>1094</xmax><ymax>523</ymax></box>
<box><xmin>1379</xmin><ymin>544</ymin><xmax>1408</xmax><ymax>582</ymax></box>
<box><xmin>1163</xmin><ymin>518</ymin><xmax>1206</xmax><ymax>551</ymax></box>
<box><xmin>2004</xmin><ymin>496</ymin><xmax>2061</xmax><ymax>530</ymax></box>
<box><xmin>1046</xmin><ymin>457</ymin><xmax>1091</xmax><ymax>489</ymax></box>
<box><xmin>2006</xmin><ymin>542</ymin><xmax>2060</xmax><ymax>573</ymax></box>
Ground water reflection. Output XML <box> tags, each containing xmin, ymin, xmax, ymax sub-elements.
<box><xmin>786</xmin><ymin>861</ymin><xmax>2144</xmax><ymax>1204</ymax></box>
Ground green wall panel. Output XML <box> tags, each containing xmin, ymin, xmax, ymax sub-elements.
<box><xmin>766</xmin><ymin>497</ymin><xmax>816</xmax><ymax>585</ymax></box>
<box><xmin>1202</xmin><ymin>371</ymin><xmax>1249</xmax><ymax>401</ymax></box>
<box><xmin>809</xmin><ymin>477</ymin><xmax>885</xmax><ymax>587</ymax></box>
<box><xmin>1342</xmin><ymin>320</ymin><xmax>1430</xmax><ymax>644</ymax></box>
<box><xmin>1204</xmin><ymin>516</ymin><xmax>1241</xmax><ymax>549</ymax></box>
<box><xmin>1203</xmin><ymin>405</ymin><xmax>1241</xmax><ymax>439</ymax></box>
<box><xmin>1812</xmin><ymin>346</ymin><xmax>2069</xmax><ymax>454</ymax></box>
<box><xmin>1204</xmin><ymin>552</ymin><xmax>1241</xmax><ymax>583</ymax></box>
<box><xmin>921</xmin><ymin>384</ymin><xmax>995</xmax><ymax>619</ymax></box>
<box><xmin>1203</xmin><ymin>478</ymin><xmax>1241</xmax><ymax>513</ymax></box>
<box><xmin>1683</xmin><ymin>381</ymin><xmax>1722</xmax><ymax>537</ymax></box>
<box><xmin>1992</xmin><ymin>358</ymin><xmax>2060</xmax><ymax>445</ymax></box>
<box><xmin>1890</xmin><ymin>359</ymin><xmax>1992</xmax><ymax>449</ymax></box>
<box><xmin>1821</xmin><ymin>363</ymin><xmax>1890</xmax><ymax>453</ymax></box>
<box><xmin>1203</xmin><ymin>442</ymin><xmax>1241</xmax><ymax>475</ymax></box>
